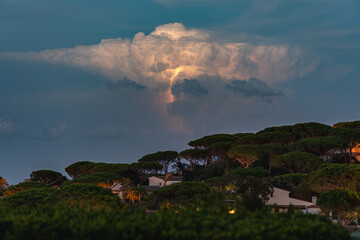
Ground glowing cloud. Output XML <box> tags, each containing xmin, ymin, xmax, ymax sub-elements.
<box><xmin>4</xmin><ymin>23</ymin><xmax>319</xmax><ymax>89</ymax></box>
<box><xmin>2</xmin><ymin>23</ymin><xmax>320</xmax><ymax>134</ymax></box>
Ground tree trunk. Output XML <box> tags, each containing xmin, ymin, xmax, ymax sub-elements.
<box><xmin>164</xmin><ymin>172</ymin><xmax>172</xmax><ymax>186</ymax></box>
<box><xmin>225</xmin><ymin>158</ymin><xmax>229</xmax><ymax>175</ymax></box>
<box><xmin>337</xmin><ymin>215</ymin><xmax>341</xmax><ymax>225</ymax></box>
<box><xmin>268</xmin><ymin>159</ymin><xmax>272</xmax><ymax>177</ymax></box>
<box><xmin>348</xmin><ymin>146</ymin><xmax>353</xmax><ymax>164</ymax></box>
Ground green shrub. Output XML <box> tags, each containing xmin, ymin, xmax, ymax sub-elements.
<box><xmin>47</xmin><ymin>183</ymin><xmax>123</xmax><ymax>208</ymax></box>
<box><xmin>147</xmin><ymin>181</ymin><xmax>212</xmax><ymax>209</ymax></box>
<box><xmin>0</xmin><ymin>188</ymin><xmax>57</xmax><ymax>208</ymax></box>
<box><xmin>0</xmin><ymin>204</ymin><xmax>351</xmax><ymax>240</ymax></box>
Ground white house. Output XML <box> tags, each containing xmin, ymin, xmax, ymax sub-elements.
<box><xmin>110</xmin><ymin>181</ymin><xmax>126</xmax><ymax>200</ymax></box>
<box><xmin>267</xmin><ymin>187</ymin><xmax>320</xmax><ymax>214</ymax></box>
<box><xmin>149</xmin><ymin>176</ymin><xmax>182</xmax><ymax>187</ymax></box>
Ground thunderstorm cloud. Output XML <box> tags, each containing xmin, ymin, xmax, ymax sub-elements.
<box><xmin>3</xmin><ymin>23</ymin><xmax>319</xmax><ymax>91</ymax></box>
<box><xmin>171</xmin><ymin>79</ymin><xmax>208</xmax><ymax>98</ymax></box>
<box><xmin>1</xmin><ymin>23</ymin><xmax>320</xmax><ymax>134</ymax></box>
<box><xmin>105</xmin><ymin>77</ymin><xmax>147</xmax><ymax>91</ymax></box>
<box><xmin>226</xmin><ymin>78</ymin><xmax>283</xmax><ymax>98</ymax></box>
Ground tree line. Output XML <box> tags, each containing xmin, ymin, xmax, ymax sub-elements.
<box><xmin>1</xmin><ymin>120</ymin><xmax>360</xmax><ymax>238</ymax></box>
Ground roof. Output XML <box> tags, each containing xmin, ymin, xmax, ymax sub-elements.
<box><xmin>267</xmin><ymin>187</ymin><xmax>315</xmax><ymax>207</ymax></box>
<box><xmin>149</xmin><ymin>175</ymin><xmax>182</xmax><ymax>181</ymax></box>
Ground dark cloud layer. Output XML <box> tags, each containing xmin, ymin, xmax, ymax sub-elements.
<box><xmin>226</xmin><ymin>78</ymin><xmax>283</xmax><ymax>98</ymax></box>
<box><xmin>105</xmin><ymin>78</ymin><xmax>147</xmax><ymax>91</ymax></box>
<box><xmin>171</xmin><ymin>79</ymin><xmax>208</xmax><ymax>98</ymax></box>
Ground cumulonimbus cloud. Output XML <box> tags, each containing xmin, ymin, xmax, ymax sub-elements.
<box><xmin>1</xmin><ymin>23</ymin><xmax>320</xmax><ymax>134</ymax></box>
<box><xmin>226</xmin><ymin>78</ymin><xmax>283</xmax><ymax>98</ymax></box>
<box><xmin>3</xmin><ymin>23</ymin><xmax>319</xmax><ymax>91</ymax></box>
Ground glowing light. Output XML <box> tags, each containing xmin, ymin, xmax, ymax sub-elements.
<box><xmin>228</xmin><ymin>209</ymin><xmax>235</xmax><ymax>214</ymax></box>
<box><xmin>166</xmin><ymin>66</ymin><xmax>183</xmax><ymax>103</ymax></box>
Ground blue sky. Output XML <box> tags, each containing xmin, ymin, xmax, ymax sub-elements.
<box><xmin>0</xmin><ymin>0</ymin><xmax>359</xmax><ymax>184</ymax></box>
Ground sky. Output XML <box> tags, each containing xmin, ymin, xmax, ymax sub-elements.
<box><xmin>0</xmin><ymin>0</ymin><xmax>359</xmax><ymax>184</ymax></box>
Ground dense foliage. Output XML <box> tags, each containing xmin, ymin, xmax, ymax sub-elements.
<box><xmin>65</xmin><ymin>161</ymin><xmax>133</xmax><ymax>179</ymax></box>
<box><xmin>0</xmin><ymin>183</ymin><xmax>123</xmax><ymax>209</ymax></box>
<box><xmin>272</xmin><ymin>152</ymin><xmax>324</xmax><ymax>173</ymax></box>
<box><xmin>1</xmin><ymin>120</ymin><xmax>359</xmax><ymax>239</ymax></box>
<box><xmin>30</xmin><ymin>170</ymin><xmax>67</xmax><ymax>187</ymax></box>
<box><xmin>271</xmin><ymin>173</ymin><xmax>308</xmax><ymax>192</ymax></box>
<box><xmin>288</xmin><ymin>136</ymin><xmax>346</xmax><ymax>156</ymax></box>
<box><xmin>309</xmin><ymin>164</ymin><xmax>360</xmax><ymax>193</ymax></box>
<box><xmin>0</xmin><ymin>177</ymin><xmax>9</xmax><ymax>196</ymax></box>
<box><xmin>1</xmin><ymin>188</ymin><xmax>57</xmax><ymax>208</ymax></box>
<box><xmin>0</xmin><ymin>204</ymin><xmax>351</xmax><ymax>240</ymax></box>
<box><xmin>0</xmin><ymin>177</ymin><xmax>8</xmax><ymax>190</ymax></box>
<box><xmin>206</xmin><ymin>167</ymin><xmax>272</xmax><ymax>209</ymax></box>
<box><xmin>317</xmin><ymin>189</ymin><xmax>360</xmax><ymax>224</ymax></box>
<box><xmin>147</xmin><ymin>181</ymin><xmax>212</xmax><ymax>209</ymax></box>
<box><xmin>64</xmin><ymin>172</ymin><xmax>123</xmax><ymax>187</ymax></box>
<box><xmin>47</xmin><ymin>183</ymin><xmax>123</xmax><ymax>208</ymax></box>
<box><xmin>3</xmin><ymin>181</ymin><xmax>48</xmax><ymax>197</ymax></box>
<box><xmin>257</xmin><ymin>122</ymin><xmax>332</xmax><ymax>139</ymax></box>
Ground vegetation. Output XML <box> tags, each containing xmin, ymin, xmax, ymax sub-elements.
<box><xmin>207</xmin><ymin>167</ymin><xmax>272</xmax><ymax>209</ymax></box>
<box><xmin>272</xmin><ymin>152</ymin><xmax>324</xmax><ymax>173</ymax></box>
<box><xmin>317</xmin><ymin>189</ymin><xmax>360</xmax><ymax>225</ymax></box>
<box><xmin>138</xmin><ymin>151</ymin><xmax>178</xmax><ymax>185</ymax></box>
<box><xmin>309</xmin><ymin>164</ymin><xmax>360</xmax><ymax>193</ymax></box>
<box><xmin>227</xmin><ymin>145</ymin><xmax>262</xmax><ymax>168</ymax></box>
<box><xmin>257</xmin><ymin>122</ymin><xmax>332</xmax><ymax>139</ymax></box>
<box><xmin>271</xmin><ymin>173</ymin><xmax>308</xmax><ymax>192</ymax></box>
<box><xmin>64</xmin><ymin>172</ymin><xmax>123</xmax><ymax>188</ymax></box>
<box><xmin>47</xmin><ymin>183</ymin><xmax>123</xmax><ymax>208</ymax></box>
<box><xmin>2</xmin><ymin>119</ymin><xmax>360</xmax><ymax>239</ymax></box>
<box><xmin>147</xmin><ymin>181</ymin><xmax>212</xmax><ymax>209</ymax></box>
<box><xmin>30</xmin><ymin>170</ymin><xmax>68</xmax><ymax>186</ymax></box>
<box><xmin>288</xmin><ymin>136</ymin><xmax>346</xmax><ymax>157</ymax></box>
<box><xmin>0</xmin><ymin>177</ymin><xmax>8</xmax><ymax>190</ymax></box>
<box><xmin>130</xmin><ymin>161</ymin><xmax>162</xmax><ymax>185</ymax></box>
<box><xmin>65</xmin><ymin>161</ymin><xmax>133</xmax><ymax>179</ymax></box>
<box><xmin>0</xmin><ymin>177</ymin><xmax>8</xmax><ymax>196</ymax></box>
<box><xmin>3</xmin><ymin>181</ymin><xmax>48</xmax><ymax>197</ymax></box>
<box><xmin>0</xmin><ymin>203</ymin><xmax>351</xmax><ymax>240</ymax></box>
<box><xmin>1</xmin><ymin>188</ymin><xmax>57</xmax><ymax>208</ymax></box>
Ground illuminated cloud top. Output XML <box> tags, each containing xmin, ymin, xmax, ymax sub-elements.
<box><xmin>5</xmin><ymin>23</ymin><xmax>318</xmax><ymax>88</ymax></box>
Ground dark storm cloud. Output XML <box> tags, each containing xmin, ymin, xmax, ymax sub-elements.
<box><xmin>105</xmin><ymin>78</ymin><xmax>147</xmax><ymax>91</ymax></box>
<box><xmin>226</xmin><ymin>78</ymin><xmax>283</xmax><ymax>98</ymax></box>
<box><xmin>171</xmin><ymin>79</ymin><xmax>208</xmax><ymax>98</ymax></box>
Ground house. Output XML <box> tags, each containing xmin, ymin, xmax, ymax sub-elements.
<box><xmin>148</xmin><ymin>176</ymin><xmax>182</xmax><ymax>187</ymax></box>
<box><xmin>110</xmin><ymin>180</ymin><xmax>126</xmax><ymax>201</ymax></box>
<box><xmin>267</xmin><ymin>187</ymin><xmax>320</xmax><ymax>214</ymax></box>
